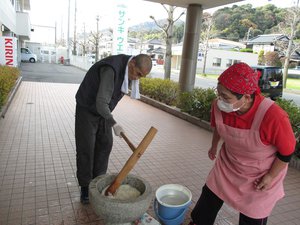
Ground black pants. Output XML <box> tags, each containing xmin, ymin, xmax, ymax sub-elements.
<box><xmin>75</xmin><ymin>105</ymin><xmax>113</xmax><ymax>187</ymax></box>
<box><xmin>191</xmin><ymin>185</ymin><xmax>268</xmax><ymax>225</ymax></box>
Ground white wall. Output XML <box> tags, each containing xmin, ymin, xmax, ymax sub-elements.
<box><xmin>197</xmin><ymin>49</ymin><xmax>258</xmax><ymax>74</ymax></box>
<box><xmin>0</xmin><ymin>0</ymin><xmax>16</xmax><ymax>33</ymax></box>
<box><xmin>70</xmin><ymin>55</ymin><xmax>93</xmax><ymax>71</ymax></box>
<box><xmin>16</xmin><ymin>12</ymin><xmax>31</xmax><ymax>38</ymax></box>
<box><xmin>253</xmin><ymin>45</ymin><xmax>275</xmax><ymax>53</ymax></box>
<box><xmin>172</xmin><ymin>47</ymin><xmax>258</xmax><ymax>75</ymax></box>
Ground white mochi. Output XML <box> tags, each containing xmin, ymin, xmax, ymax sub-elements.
<box><xmin>102</xmin><ymin>184</ymin><xmax>141</xmax><ymax>200</ymax></box>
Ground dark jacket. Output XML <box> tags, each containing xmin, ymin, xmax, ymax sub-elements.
<box><xmin>75</xmin><ymin>54</ymin><xmax>131</xmax><ymax>114</ymax></box>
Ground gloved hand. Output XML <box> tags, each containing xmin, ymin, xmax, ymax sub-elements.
<box><xmin>113</xmin><ymin>124</ymin><xmax>125</xmax><ymax>137</ymax></box>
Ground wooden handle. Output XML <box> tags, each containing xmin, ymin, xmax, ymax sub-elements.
<box><xmin>121</xmin><ymin>132</ymin><xmax>136</xmax><ymax>152</ymax></box>
<box><xmin>105</xmin><ymin>127</ymin><xmax>158</xmax><ymax>195</ymax></box>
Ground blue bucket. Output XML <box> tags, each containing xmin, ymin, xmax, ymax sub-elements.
<box><xmin>154</xmin><ymin>184</ymin><xmax>192</xmax><ymax>225</ymax></box>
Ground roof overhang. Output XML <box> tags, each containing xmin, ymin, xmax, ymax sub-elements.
<box><xmin>143</xmin><ymin>0</ymin><xmax>243</xmax><ymax>9</ymax></box>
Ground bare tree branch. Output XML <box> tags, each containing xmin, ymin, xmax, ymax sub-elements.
<box><xmin>162</xmin><ymin>3</ymin><xmax>171</xmax><ymax>12</ymax></box>
<box><xmin>174</xmin><ymin>11</ymin><xmax>185</xmax><ymax>23</ymax></box>
<box><xmin>150</xmin><ymin>4</ymin><xmax>185</xmax><ymax>79</ymax></box>
<box><xmin>149</xmin><ymin>16</ymin><xmax>167</xmax><ymax>34</ymax></box>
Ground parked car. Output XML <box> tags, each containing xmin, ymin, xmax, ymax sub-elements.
<box><xmin>21</xmin><ymin>48</ymin><xmax>37</xmax><ymax>63</ymax></box>
<box><xmin>251</xmin><ymin>65</ymin><xmax>283</xmax><ymax>100</ymax></box>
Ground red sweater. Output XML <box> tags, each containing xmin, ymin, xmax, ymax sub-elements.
<box><xmin>211</xmin><ymin>95</ymin><xmax>295</xmax><ymax>156</ymax></box>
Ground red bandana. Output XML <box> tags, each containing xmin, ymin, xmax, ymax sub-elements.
<box><xmin>218</xmin><ymin>63</ymin><xmax>260</xmax><ymax>95</ymax></box>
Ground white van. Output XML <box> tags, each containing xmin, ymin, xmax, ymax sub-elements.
<box><xmin>21</xmin><ymin>47</ymin><xmax>37</xmax><ymax>63</ymax></box>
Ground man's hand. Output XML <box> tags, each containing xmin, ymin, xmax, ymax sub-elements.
<box><xmin>113</xmin><ymin>124</ymin><xmax>125</xmax><ymax>137</ymax></box>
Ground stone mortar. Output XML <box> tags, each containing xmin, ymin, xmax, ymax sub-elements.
<box><xmin>89</xmin><ymin>173</ymin><xmax>152</xmax><ymax>225</ymax></box>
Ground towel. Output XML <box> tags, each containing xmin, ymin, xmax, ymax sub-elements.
<box><xmin>121</xmin><ymin>56</ymin><xmax>140</xmax><ymax>99</ymax></box>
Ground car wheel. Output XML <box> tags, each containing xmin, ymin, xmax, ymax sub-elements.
<box><xmin>29</xmin><ymin>58</ymin><xmax>36</xmax><ymax>63</ymax></box>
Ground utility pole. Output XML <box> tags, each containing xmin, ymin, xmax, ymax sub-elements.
<box><xmin>96</xmin><ymin>15</ymin><xmax>99</xmax><ymax>62</ymax></box>
<box><xmin>67</xmin><ymin>0</ymin><xmax>71</xmax><ymax>59</ymax></box>
<box><xmin>73</xmin><ymin>0</ymin><xmax>77</xmax><ymax>55</ymax></box>
<box><xmin>55</xmin><ymin>21</ymin><xmax>57</xmax><ymax>46</ymax></box>
<box><xmin>60</xmin><ymin>16</ymin><xmax>64</xmax><ymax>46</ymax></box>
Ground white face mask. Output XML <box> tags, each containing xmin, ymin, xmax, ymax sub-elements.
<box><xmin>217</xmin><ymin>98</ymin><xmax>243</xmax><ymax>113</ymax></box>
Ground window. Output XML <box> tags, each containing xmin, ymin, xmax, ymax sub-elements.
<box><xmin>198</xmin><ymin>52</ymin><xmax>204</xmax><ymax>61</ymax></box>
<box><xmin>213</xmin><ymin>58</ymin><xmax>221</xmax><ymax>67</ymax></box>
<box><xmin>233</xmin><ymin>60</ymin><xmax>241</xmax><ymax>64</ymax></box>
<box><xmin>21</xmin><ymin>48</ymin><xmax>29</xmax><ymax>54</ymax></box>
<box><xmin>41</xmin><ymin>50</ymin><xmax>49</xmax><ymax>54</ymax></box>
<box><xmin>226</xmin><ymin>59</ymin><xmax>233</xmax><ymax>67</ymax></box>
<box><xmin>148</xmin><ymin>44</ymin><xmax>154</xmax><ymax>50</ymax></box>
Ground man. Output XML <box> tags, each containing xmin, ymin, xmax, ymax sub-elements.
<box><xmin>75</xmin><ymin>54</ymin><xmax>152</xmax><ymax>204</ymax></box>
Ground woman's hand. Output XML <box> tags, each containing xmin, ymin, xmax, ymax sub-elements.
<box><xmin>254</xmin><ymin>173</ymin><xmax>273</xmax><ymax>191</ymax></box>
<box><xmin>254</xmin><ymin>158</ymin><xmax>288</xmax><ymax>191</ymax></box>
<box><xmin>208</xmin><ymin>147</ymin><xmax>217</xmax><ymax>160</ymax></box>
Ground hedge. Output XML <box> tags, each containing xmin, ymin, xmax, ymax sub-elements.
<box><xmin>0</xmin><ymin>66</ymin><xmax>20</xmax><ymax>111</ymax></box>
<box><xmin>139</xmin><ymin>77</ymin><xmax>300</xmax><ymax>158</ymax></box>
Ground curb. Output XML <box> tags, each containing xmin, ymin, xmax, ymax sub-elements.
<box><xmin>139</xmin><ymin>95</ymin><xmax>212</xmax><ymax>132</ymax></box>
<box><xmin>284</xmin><ymin>89</ymin><xmax>300</xmax><ymax>95</ymax></box>
<box><xmin>289</xmin><ymin>156</ymin><xmax>300</xmax><ymax>170</ymax></box>
<box><xmin>0</xmin><ymin>76</ymin><xmax>22</xmax><ymax>118</ymax></box>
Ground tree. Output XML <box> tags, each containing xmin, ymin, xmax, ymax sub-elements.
<box><xmin>212</xmin><ymin>4</ymin><xmax>286</xmax><ymax>40</ymax></box>
<box><xmin>150</xmin><ymin>4</ymin><xmax>185</xmax><ymax>79</ymax></box>
<box><xmin>199</xmin><ymin>13</ymin><xmax>214</xmax><ymax>75</ymax></box>
<box><xmin>281</xmin><ymin>3</ymin><xmax>300</xmax><ymax>88</ymax></box>
<box><xmin>272</xmin><ymin>3</ymin><xmax>300</xmax><ymax>88</ymax></box>
<box><xmin>77</xmin><ymin>23</ymin><xmax>88</xmax><ymax>56</ymax></box>
<box><xmin>89</xmin><ymin>16</ymin><xmax>101</xmax><ymax>61</ymax></box>
<box><xmin>89</xmin><ymin>31</ymin><xmax>102</xmax><ymax>60</ymax></box>
<box><xmin>173</xmin><ymin>22</ymin><xmax>184</xmax><ymax>44</ymax></box>
<box><xmin>264</xmin><ymin>51</ymin><xmax>282</xmax><ymax>66</ymax></box>
<box><xmin>258</xmin><ymin>50</ymin><xmax>265</xmax><ymax>65</ymax></box>
<box><xmin>240</xmin><ymin>18</ymin><xmax>257</xmax><ymax>41</ymax></box>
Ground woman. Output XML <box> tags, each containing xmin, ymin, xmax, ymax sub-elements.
<box><xmin>190</xmin><ymin>63</ymin><xmax>296</xmax><ymax>225</ymax></box>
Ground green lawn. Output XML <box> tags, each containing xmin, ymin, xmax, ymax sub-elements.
<box><xmin>287</xmin><ymin>78</ymin><xmax>300</xmax><ymax>91</ymax></box>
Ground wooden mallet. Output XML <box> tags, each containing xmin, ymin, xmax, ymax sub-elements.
<box><xmin>105</xmin><ymin>126</ymin><xmax>157</xmax><ymax>196</ymax></box>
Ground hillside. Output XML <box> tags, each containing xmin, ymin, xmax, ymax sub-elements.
<box><xmin>129</xmin><ymin>19</ymin><xmax>185</xmax><ymax>32</ymax></box>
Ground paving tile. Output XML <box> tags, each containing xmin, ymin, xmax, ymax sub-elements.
<box><xmin>0</xmin><ymin>81</ymin><xmax>299</xmax><ymax>225</ymax></box>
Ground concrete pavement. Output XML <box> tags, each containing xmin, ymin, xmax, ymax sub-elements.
<box><xmin>0</xmin><ymin>63</ymin><xmax>299</xmax><ymax>225</ymax></box>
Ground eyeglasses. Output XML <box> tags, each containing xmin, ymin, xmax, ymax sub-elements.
<box><xmin>134</xmin><ymin>67</ymin><xmax>146</xmax><ymax>78</ymax></box>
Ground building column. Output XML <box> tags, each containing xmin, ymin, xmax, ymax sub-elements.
<box><xmin>179</xmin><ymin>4</ymin><xmax>203</xmax><ymax>92</ymax></box>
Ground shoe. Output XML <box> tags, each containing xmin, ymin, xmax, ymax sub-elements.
<box><xmin>80</xmin><ymin>186</ymin><xmax>89</xmax><ymax>204</ymax></box>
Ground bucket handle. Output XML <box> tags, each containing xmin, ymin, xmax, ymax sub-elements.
<box><xmin>154</xmin><ymin>198</ymin><xmax>191</xmax><ymax>224</ymax></box>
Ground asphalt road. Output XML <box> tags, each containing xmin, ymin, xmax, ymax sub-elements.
<box><xmin>150</xmin><ymin>66</ymin><xmax>300</xmax><ymax>106</ymax></box>
<box><xmin>20</xmin><ymin>62</ymin><xmax>86</xmax><ymax>84</ymax></box>
<box><xmin>20</xmin><ymin>62</ymin><xmax>300</xmax><ymax>106</ymax></box>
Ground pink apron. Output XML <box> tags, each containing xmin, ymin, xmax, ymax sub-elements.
<box><xmin>206</xmin><ymin>98</ymin><xmax>287</xmax><ymax>218</ymax></box>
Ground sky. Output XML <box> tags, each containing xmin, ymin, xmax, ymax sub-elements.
<box><xmin>29</xmin><ymin>0</ymin><xmax>298</xmax><ymax>44</ymax></box>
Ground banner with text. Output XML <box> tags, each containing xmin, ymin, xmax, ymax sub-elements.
<box><xmin>112</xmin><ymin>0</ymin><xmax>128</xmax><ymax>55</ymax></box>
<box><xmin>0</xmin><ymin>36</ymin><xmax>17</xmax><ymax>67</ymax></box>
